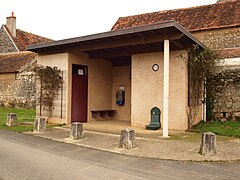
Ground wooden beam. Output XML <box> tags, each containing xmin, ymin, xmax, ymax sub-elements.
<box><xmin>88</xmin><ymin>43</ymin><xmax>164</xmax><ymax>59</ymax></box>
<box><xmin>171</xmin><ymin>39</ymin><xmax>185</xmax><ymax>49</ymax></box>
<box><xmin>68</xmin><ymin>32</ymin><xmax>183</xmax><ymax>52</ymax></box>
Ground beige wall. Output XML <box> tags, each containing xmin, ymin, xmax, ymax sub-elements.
<box><xmin>131</xmin><ymin>51</ymin><xmax>190</xmax><ymax>130</ymax></box>
<box><xmin>112</xmin><ymin>66</ymin><xmax>131</xmax><ymax>121</ymax></box>
<box><xmin>37</xmin><ymin>53</ymin><xmax>69</xmax><ymax>124</ymax></box>
<box><xmin>37</xmin><ymin>52</ymin><xmax>113</xmax><ymax>124</ymax></box>
<box><xmin>68</xmin><ymin>53</ymin><xmax>113</xmax><ymax>122</ymax></box>
<box><xmin>0</xmin><ymin>73</ymin><xmax>15</xmax><ymax>80</ymax></box>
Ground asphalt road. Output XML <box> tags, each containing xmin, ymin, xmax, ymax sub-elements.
<box><xmin>0</xmin><ymin>130</ymin><xmax>239</xmax><ymax>180</ymax></box>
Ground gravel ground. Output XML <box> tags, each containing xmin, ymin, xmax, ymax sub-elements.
<box><xmin>25</xmin><ymin>127</ymin><xmax>240</xmax><ymax>162</ymax></box>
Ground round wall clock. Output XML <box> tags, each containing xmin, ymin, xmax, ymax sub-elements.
<box><xmin>152</xmin><ymin>64</ymin><xmax>159</xmax><ymax>72</ymax></box>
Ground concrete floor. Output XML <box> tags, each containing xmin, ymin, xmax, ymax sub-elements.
<box><xmin>78</xmin><ymin>120</ymin><xmax>187</xmax><ymax>139</ymax></box>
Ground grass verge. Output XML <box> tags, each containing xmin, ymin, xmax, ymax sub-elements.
<box><xmin>190</xmin><ymin>120</ymin><xmax>240</xmax><ymax>138</ymax></box>
<box><xmin>0</xmin><ymin>107</ymin><xmax>35</xmax><ymax>132</ymax></box>
<box><xmin>0</xmin><ymin>107</ymin><xmax>61</xmax><ymax>132</ymax></box>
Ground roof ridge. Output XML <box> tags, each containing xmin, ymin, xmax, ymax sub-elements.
<box><xmin>112</xmin><ymin>0</ymin><xmax>240</xmax><ymax>32</ymax></box>
<box><xmin>0</xmin><ymin>51</ymin><xmax>35</xmax><ymax>56</ymax></box>
<box><xmin>118</xmin><ymin>0</ymin><xmax>238</xmax><ymax>20</ymax></box>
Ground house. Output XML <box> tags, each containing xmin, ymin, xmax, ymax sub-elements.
<box><xmin>28</xmin><ymin>0</ymin><xmax>240</xmax><ymax>133</ymax></box>
<box><xmin>0</xmin><ymin>13</ymin><xmax>52</xmax><ymax>107</ymax></box>
<box><xmin>0</xmin><ymin>51</ymin><xmax>37</xmax><ymax>107</ymax></box>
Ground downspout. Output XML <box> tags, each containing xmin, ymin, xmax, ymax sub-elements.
<box><xmin>202</xmin><ymin>78</ymin><xmax>207</xmax><ymax>122</ymax></box>
<box><xmin>40</xmin><ymin>76</ymin><xmax>42</xmax><ymax>116</ymax></box>
<box><xmin>60</xmin><ymin>71</ymin><xmax>63</xmax><ymax>119</ymax></box>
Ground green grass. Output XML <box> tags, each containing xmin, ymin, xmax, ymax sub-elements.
<box><xmin>191</xmin><ymin>120</ymin><xmax>240</xmax><ymax>138</ymax></box>
<box><xmin>0</xmin><ymin>107</ymin><xmax>36</xmax><ymax>132</ymax></box>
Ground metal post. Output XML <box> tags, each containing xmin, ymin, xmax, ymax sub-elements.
<box><xmin>163</xmin><ymin>40</ymin><xmax>170</xmax><ymax>138</ymax></box>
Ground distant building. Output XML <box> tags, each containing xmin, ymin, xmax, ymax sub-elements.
<box><xmin>0</xmin><ymin>13</ymin><xmax>52</xmax><ymax>107</ymax></box>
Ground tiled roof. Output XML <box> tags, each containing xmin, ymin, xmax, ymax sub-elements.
<box><xmin>3</xmin><ymin>25</ymin><xmax>52</xmax><ymax>51</ymax></box>
<box><xmin>218</xmin><ymin>48</ymin><xmax>240</xmax><ymax>59</ymax></box>
<box><xmin>14</xmin><ymin>29</ymin><xmax>52</xmax><ymax>51</ymax></box>
<box><xmin>112</xmin><ymin>0</ymin><xmax>240</xmax><ymax>32</ymax></box>
<box><xmin>0</xmin><ymin>51</ymin><xmax>37</xmax><ymax>73</ymax></box>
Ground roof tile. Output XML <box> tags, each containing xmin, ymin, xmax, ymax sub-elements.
<box><xmin>13</xmin><ymin>29</ymin><xmax>52</xmax><ymax>51</ymax></box>
<box><xmin>0</xmin><ymin>51</ymin><xmax>37</xmax><ymax>73</ymax></box>
<box><xmin>218</xmin><ymin>48</ymin><xmax>240</xmax><ymax>58</ymax></box>
<box><xmin>112</xmin><ymin>0</ymin><xmax>240</xmax><ymax>32</ymax></box>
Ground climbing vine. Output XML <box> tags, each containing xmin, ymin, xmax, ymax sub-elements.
<box><xmin>182</xmin><ymin>45</ymin><xmax>220</xmax><ymax>128</ymax></box>
<box><xmin>34</xmin><ymin>66</ymin><xmax>63</xmax><ymax>117</ymax></box>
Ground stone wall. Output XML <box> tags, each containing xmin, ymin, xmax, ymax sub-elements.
<box><xmin>0</xmin><ymin>26</ymin><xmax>18</xmax><ymax>53</ymax></box>
<box><xmin>193</xmin><ymin>28</ymin><xmax>240</xmax><ymax>49</ymax></box>
<box><xmin>0</xmin><ymin>70</ymin><xmax>36</xmax><ymax>108</ymax></box>
<box><xmin>210</xmin><ymin>68</ymin><xmax>240</xmax><ymax>120</ymax></box>
<box><xmin>193</xmin><ymin>27</ymin><xmax>240</xmax><ymax>120</ymax></box>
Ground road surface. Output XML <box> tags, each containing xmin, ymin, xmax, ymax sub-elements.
<box><xmin>0</xmin><ymin>130</ymin><xmax>239</xmax><ymax>180</ymax></box>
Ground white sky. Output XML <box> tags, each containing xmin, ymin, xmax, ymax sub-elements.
<box><xmin>0</xmin><ymin>0</ymin><xmax>217</xmax><ymax>40</ymax></box>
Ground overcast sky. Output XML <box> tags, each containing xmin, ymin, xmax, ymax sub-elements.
<box><xmin>0</xmin><ymin>0</ymin><xmax>217</xmax><ymax>40</ymax></box>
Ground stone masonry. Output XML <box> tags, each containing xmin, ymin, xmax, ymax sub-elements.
<box><xmin>194</xmin><ymin>28</ymin><xmax>240</xmax><ymax>50</ymax></box>
<box><xmin>0</xmin><ymin>27</ymin><xmax>18</xmax><ymax>53</ymax></box>
<box><xmin>211</xmin><ymin>68</ymin><xmax>240</xmax><ymax>120</ymax></box>
<box><xmin>193</xmin><ymin>28</ymin><xmax>240</xmax><ymax>120</ymax></box>
<box><xmin>0</xmin><ymin>71</ymin><xmax>36</xmax><ymax>108</ymax></box>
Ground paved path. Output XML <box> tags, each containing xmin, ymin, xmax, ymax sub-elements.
<box><xmin>1</xmin><ymin>130</ymin><xmax>240</xmax><ymax>180</ymax></box>
<box><xmin>28</xmin><ymin>127</ymin><xmax>240</xmax><ymax>162</ymax></box>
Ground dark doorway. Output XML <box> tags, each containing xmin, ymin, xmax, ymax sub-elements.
<box><xmin>71</xmin><ymin>64</ymin><xmax>88</xmax><ymax>123</ymax></box>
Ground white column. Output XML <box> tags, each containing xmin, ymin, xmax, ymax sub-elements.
<box><xmin>163</xmin><ymin>40</ymin><xmax>169</xmax><ymax>137</ymax></box>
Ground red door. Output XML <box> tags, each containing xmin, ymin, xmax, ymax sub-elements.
<box><xmin>71</xmin><ymin>66</ymin><xmax>88</xmax><ymax>123</ymax></box>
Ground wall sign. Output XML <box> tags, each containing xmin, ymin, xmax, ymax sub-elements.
<box><xmin>78</xmin><ymin>69</ymin><xmax>84</xmax><ymax>75</ymax></box>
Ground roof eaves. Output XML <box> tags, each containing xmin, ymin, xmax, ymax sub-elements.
<box><xmin>172</xmin><ymin>21</ymin><xmax>207</xmax><ymax>49</ymax></box>
<box><xmin>28</xmin><ymin>20</ymin><xmax>206</xmax><ymax>51</ymax></box>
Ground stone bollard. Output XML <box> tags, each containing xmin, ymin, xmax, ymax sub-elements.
<box><xmin>119</xmin><ymin>129</ymin><xmax>135</xmax><ymax>149</ymax></box>
<box><xmin>199</xmin><ymin>132</ymin><xmax>217</xmax><ymax>156</ymax></box>
<box><xmin>6</xmin><ymin>113</ymin><xmax>17</xmax><ymax>127</ymax></box>
<box><xmin>34</xmin><ymin>117</ymin><xmax>46</xmax><ymax>132</ymax></box>
<box><xmin>69</xmin><ymin>122</ymin><xmax>84</xmax><ymax>140</ymax></box>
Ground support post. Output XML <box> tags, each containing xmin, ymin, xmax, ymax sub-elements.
<box><xmin>163</xmin><ymin>40</ymin><xmax>170</xmax><ymax>138</ymax></box>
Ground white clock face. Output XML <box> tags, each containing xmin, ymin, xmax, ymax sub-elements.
<box><xmin>152</xmin><ymin>64</ymin><xmax>159</xmax><ymax>71</ymax></box>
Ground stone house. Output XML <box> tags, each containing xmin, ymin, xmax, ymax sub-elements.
<box><xmin>28</xmin><ymin>0</ymin><xmax>239</xmax><ymax>132</ymax></box>
<box><xmin>0</xmin><ymin>13</ymin><xmax>51</xmax><ymax>107</ymax></box>
<box><xmin>0</xmin><ymin>52</ymin><xmax>37</xmax><ymax>107</ymax></box>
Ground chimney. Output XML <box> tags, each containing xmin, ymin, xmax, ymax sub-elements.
<box><xmin>6</xmin><ymin>12</ymin><xmax>16</xmax><ymax>37</ymax></box>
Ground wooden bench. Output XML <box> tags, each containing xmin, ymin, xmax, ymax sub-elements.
<box><xmin>91</xmin><ymin>110</ymin><xmax>116</xmax><ymax>118</ymax></box>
